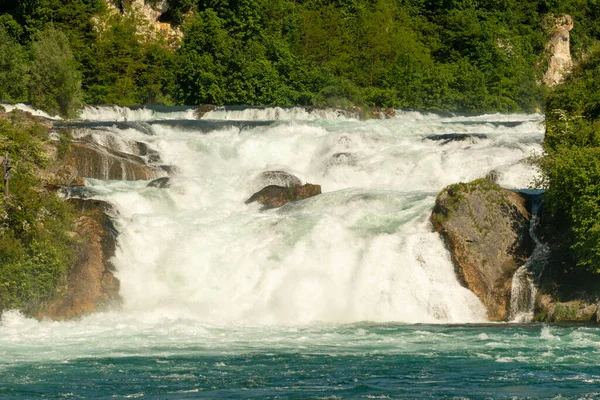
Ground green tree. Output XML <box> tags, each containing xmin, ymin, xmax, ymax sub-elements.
<box><xmin>0</xmin><ymin>24</ymin><xmax>29</xmax><ymax>103</ymax></box>
<box><xmin>29</xmin><ymin>27</ymin><xmax>83</xmax><ymax>118</ymax></box>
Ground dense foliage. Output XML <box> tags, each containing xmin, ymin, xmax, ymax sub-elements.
<box><xmin>1</xmin><ymin>0</ymin><xmax>599</xmax><ymax>115</ymax></box>
<box><xmin>540</xmin><ymin>46</ymin><xmax>600</xmax><ymax>273</ymax></box>
<box><xmin>0</xmin><ymin>112</ymin><xmax>76</xmax><ymax>313</ymax></box>
<box><xmin>29</xmin><ymin>27</ymin><xmax>83</xmax><ymax>118</ymax></box>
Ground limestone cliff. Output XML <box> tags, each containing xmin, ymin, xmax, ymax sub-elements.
<box><xmin>543</xmin><ymin>14</ymin><xmax>574</xmax><ymax>87</ymax></box>
<box><xmin>96</xmin><ymin>0</ymin><xmax>183</xmax><ymax>46</ymax></box>
<box><xmin>432</xmin><ymin>178</ymin><xmax>532</xmax><ymax>321</ymax></box>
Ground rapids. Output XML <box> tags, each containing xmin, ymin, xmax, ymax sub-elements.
<box><xmin>70</xmin><ymin>107</ymin><xmax>541</xmax><ymax>325</ymax></box>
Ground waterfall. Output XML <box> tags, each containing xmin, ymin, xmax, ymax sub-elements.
<box><xmin>62</xmin><ymin>107</ymin><xmax>543</xmax><ymax>325</ymax></box>
<box><xmin>509</xmin><ymin>194</ymin><xmax>548</xmax><ymax>322</ymax></box>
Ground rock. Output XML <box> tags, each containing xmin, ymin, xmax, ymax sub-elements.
<box><xmin>148</xmin><ymin>177</ymin><xmax>170</xmax><ymax>188</ymax></box>
<box><xmin>245</xmin><ymin>184</ymin><xmax>322</xmax><ymax>209</ymax></box>
<box><xmin>369</xmin><ymin>107</ymin><xmax>396</xmax><ymax>119</ymax></box>
<box><xmin>250</xmin><ymin>171</ymin><xmax>301</xmax><ymax>193</ymax></box>
<box><xmin>63</xmin><ymin>142</ymin><xmax>164</xmax><ymax>180</ymax></box>
<box><xmin>535</xmin><ymin>294</ymin><xmax>597</xmax><ymax>322</ymax></box>
<box><xmin>543</xmin><ymin>14</ymin><xmax>574</xmax><ymax>87</ymax></box>
<box><xmin>431</xmin><ymin>178</ymin><xmax>532</xmax><ymax>321</ymax></box>
<box><xmin>426</xmin><ymin>133</ymin><xmax>487</xmax><ymax>144</ymax></box>
<box><xmin>597</xmin><ymin>301</ymin><xmax>600</xmax><ymax>323</ymax></box>
<box><xmin>42</xmin><ymin>164</ymin><xmax>87</xmax><ymax>189</ymax></box>
<box><xmin>100</xmin><ymin>0</ymin><xmax>183</xmax><ymax>46</ymax></box>
<box><xmin>0</xmin><ymin>104</ymin><xmax>5</xmax><ymax>113</ymax></box>
<box><xmin>195</xmin><ymin>104</ymin><xmax>217</xmax><ymax>119</ymax></box>
<box><xmin>40</xmin><ymin>199</ymin><xmax>121</xmax><ymax>320</ymax></box>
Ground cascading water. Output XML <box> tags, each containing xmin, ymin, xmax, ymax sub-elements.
<box><xmin>509</xmin><ymin>194</ymin><xmax>548</xmax><ymax>322</ymax></box>
<box><xmin>11</xmin><ymin>107</ymin><xmax>600</xmax><ymax>400</ymax></box>
<box><xmin>61</xmin><ymin>107</ymin><xmax>543</xmax><ymax>325</ymax></box>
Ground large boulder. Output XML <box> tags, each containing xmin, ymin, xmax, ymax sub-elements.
<box><xmin>40</xmin><ymin>199</ymin><xmax>121</xmax><ymax>320</ymax></box>
<box><xmin>245</xmin><ymin>184</ymin><xmax>322</xmax><ymax>209</ymax></box>
<box><xmin>431</xmin><ymin>178</ymin><xmax>532</xmax><ymax>321</ymax></box>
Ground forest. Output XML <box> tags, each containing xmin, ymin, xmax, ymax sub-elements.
<box><xmin>1</xmin><ymin>0</ymin><xmax>600</xmax><ymax>117</ymax></box>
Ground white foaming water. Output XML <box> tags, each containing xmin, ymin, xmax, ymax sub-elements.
<box><xmin>79</xmin><ymin>105</ymin><xmax>197</xmax><ymax>121</ymax></box>
<box><xmin>1</xmin><ymin>108</ymin><xmax>545</xmax><ymax>336</ymax></box>
<box><xmin>203</xmin><ymin>106</ymin><xmax>357</xmax><ymax>121</ymax></box>
<box><xmin>509</xmin><ymin>196</ymin><xmax>549</xmax><ymax>323</ymax></box>
<box><xmin>0</xmin><ymin>103</ymin><xmax>62</xmax><ymax>119</ymax></box>
<box><xmin>81</xmin><ymin>109</ymin><xmax>542</xmax><ymax>325</ymax></box>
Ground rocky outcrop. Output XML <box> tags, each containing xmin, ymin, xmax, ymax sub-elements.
<box><xmin>432</xmin><ymin>178</ymin><xmax>532</xmax><ymax>321</ymax></box>
<box><xmin>535</xmin><ymin>294</ymin><xmax>597</xmax><ymax>322</ymax></box>
<box><xmin>543</xmin><ymin>14</ymin><xmax>574</xmax><ymax>87</ymax></box>
<box><xmin>62</xmin><ymin>142</ymin><xmax>164</xmax><ymax>181</ymax></box>
<box><xmin>40</xmin><ymin>200</ymin><xmax>121</xmax><ymax>320</ymax></box>
<box><xmin>245</xmin><ymin>184</ymin><xmax>322</xmax><ymax>209</ymax></box>
<box><xmin>96</xmin><ymin>0</ymin><xmax>183</xmax><ymax>47</ymax></box>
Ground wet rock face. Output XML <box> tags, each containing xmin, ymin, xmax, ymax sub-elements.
<box><xmin>63</xmin><ymin>142</ymin><xmax>164</xmax><ymax>181</ymax></box>
<box><xmin>41</xmin><ymin>200</ymin><xmax>121</xmax><ymax>320</ymax></box>
<box><xmin>245</xmin><ymin>184</ymin><xmax>322</xmax><ymax>209</ymax></box>
<box><xmin>431</xmin><ymin>178</ymin><xmax>532</xmax><ymax>321</ymax></box>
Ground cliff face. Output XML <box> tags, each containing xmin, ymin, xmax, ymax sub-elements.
<box><xmin>543</xmin><ymin>14</ymin><xmax>574</xmax><ymax>87</ymax></box>
<box><xmin>97</xmin><ymin>0</ymin><xmax>183</xmax><ymax>46</ymax></box>
<box><xmin>432</xmin><ymin>179</ymin><xmax>532</xmax><ymax>321</ymax></box>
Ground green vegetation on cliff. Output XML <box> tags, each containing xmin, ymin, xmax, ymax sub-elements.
<box><xmin>1</xmin><ymin>0</ymin><xmax>600</xmax><ymax>115</ymax></box>
<box><xmin>0</xmin><ymin>112</ymin><xmax>76</xmax><ymax>314</ymax></box>
<box><xmin>540</xmin><ymin>45</ymin><xmax>600</xmax><ymax>274</ymax></box>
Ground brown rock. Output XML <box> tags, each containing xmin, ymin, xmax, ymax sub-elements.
<box><xmin>431</xmin><ymin>178</ymin><xmax>532</xmax><ymax>321</ymax></box>
<box><xmin>41</xmin><ymin>200</ymin><xmax>121</xmax><ymax>320</ymax></box>
<box><xmin>195</xmin><ymin>104</ymin><xmax>217</xmax><ymax>119</ymax></box>
<box><xmin>245</xmin><ymin>184</ymin><xmax>322</xmax><ymax>209</ymax></box>
<box><xmin>535</xmin><ymin>294</ymin><xmax>597</xmax><ymax>322</ymax></box>
<box><xmin>63</xmin><ymin>142</ymin><xmax>164</xmax><ymax>180</ymax></box>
